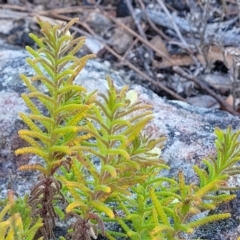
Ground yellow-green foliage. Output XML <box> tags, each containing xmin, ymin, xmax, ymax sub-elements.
<box><xmin>58</xmin><ymin>76</ymin><xmax>166</xmax><ymax>237</ymax></box>
<box><xmin>104</xmin><ymin>126</ymin><xmax>240</xmax><ymax>240</ymax></box>
<box><xmin>0</xmin><ymin>191</ymin><xmax>43</xmax><ymax>240</ymax></box>
<box><xmin>9</xmin><ymin>17</ymin><xmax>240</xmax><ymax>240</ymax></box>
<box><xmin>14</xmin><ymin>17</ymin><xmax>97</xmax><ymax>239</ymax></box>
<box><xmin>15</xmin><ymin>17</ymin><xmax>96</xmax><ymax>177</ymax></box>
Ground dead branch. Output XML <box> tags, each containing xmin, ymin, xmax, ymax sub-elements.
<box><xmin>137</xmin><ymin>0</ymin><xmax>172</xmax><ymax>41</ymax></box>
<box><xmin>125</xmin><ymin>0</ymin><xmax>153</xmax><ymax>60</ymax></box>
<box><xmin>48</xmin><ymin>12</ymin><xmax>186</xmax><ymax>102</ymax></box>
<box><xmin>173</xmin><ymin>66</ymin><xmax>240</xmax><ymax>116</ymax></box>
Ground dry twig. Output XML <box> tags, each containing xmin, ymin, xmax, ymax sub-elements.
<box><xmin>137</xmin><ymin>0</ymin><xmax>172</xmax><ymax>41</ymax></box>
<box><xmin>49</xmin><ymin>12</ymin><xmax>186</xmax><ymax>101</ymax></box>
<box><xmin>156</xmin><ymin>0</ymin><xmax>189</xmax><ymax>49</ymax></box>
<box><xmin>0</xmin><ymin>2</ymin><xmax>237</xmax><ymax>115</ymax></box>
<box><xmin>125</xmin><ymin>0</ymin><xmax>153</xmax><ymax>60</ymax></box>
<box><xmin>173</xmin><ymin>66</ymin><xmax>240</xmax><ymax>116</ymax></box>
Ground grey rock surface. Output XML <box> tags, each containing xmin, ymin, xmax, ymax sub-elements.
<box><xmin>0</xmin><ymin>43</ymin><xmax>240</xmax><ymax>239</ymax></box>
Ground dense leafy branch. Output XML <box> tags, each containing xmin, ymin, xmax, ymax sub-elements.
<box><xmin>0</xmin><ymin>18</ymin><xmax>239</xmax><ymax>240</ymax></box>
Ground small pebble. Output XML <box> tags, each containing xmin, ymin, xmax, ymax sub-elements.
<box><xmin>103</xmin><ymin>60</ymin><xmax>111</xmax><ymax>68</ymax></box>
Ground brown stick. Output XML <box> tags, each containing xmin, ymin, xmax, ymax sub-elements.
<box><xmin>45</xmin><ymin>12</ymin><xmax>186</xmax><ymax>102</ymax></box>
<box><xmin>137</xmin><ymin>0</ymin><xmax>172</xmax><ymax>41</ymax></box>
<box><xmin>3</xmin><ymin>5</ymin><xmax>232</xmax><ymax>112</ymax></box>
<box><xmin>173</xmin><ymin>66</ymin><xmax>240</xmax><ymax>116</ymax></box>
<box><xmin>156</xmin><ymin>0</ymin><xmax>188</xmax><ymax>49</ymax></box>
<box><xmin>103</xmin><ymin>11</ymin><xmax>174</xmax><ymax>64</ymax></box>
<box><xmin>39</xmin><ymin>7</ymin><xmax>240</xmax><ymax>115</ymax></box>
<box><xmin>125</xmin><ymin>0</ymin><xmax>153</xmax><ymax>60</ymax></box>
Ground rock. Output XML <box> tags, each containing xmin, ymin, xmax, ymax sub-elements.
<box><xmin>202</xmin><ymin>73</ymin><xmax>232</xmax><ymax>94</ymax></box>
<box><xmin>111</xmin><ymin>27</ymin><xmax>133</xmax><ymax>54</ymax></box>
<box><xmin>187</xmin><ymin>94</ymin><xmax>220</xmax><ymax>109</ymax></box>
<box><xmin>85</xmin><ymin>10</ymin><xmax>111</xmax><ymax>32</ymax></box>
<box><xmin>116</xmin><ymin>0</ymin><xmax>130</xmax><ymax>18</ymax></box>
<box><xmin>85</xmin><ymin>37</ymin><xmax>105</xmax><ymax>55</ymax></box>
<box><xmin>110</xmin><ymin>16</ymin><xmax>134</xmax><ymax>54</ymax></box>
<box><xmin>0</xmin><ymin>19</ymin><xmax>15</xmax><ymax>35</ymax></box>
<box><xmin>0</xmin><ymin>42</ymin><xmax>240</xmax><ymax>239</ymax></box>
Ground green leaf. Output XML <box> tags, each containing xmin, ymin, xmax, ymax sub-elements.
<box><xmin>149</xmin><ymin>188</ymin><xmax>170</xmax><ymax>227</ymax></box>
<box><xmin>186</xmin><ymin>213</ymin><xmax>231</xmax><ymax>229</ymax></box>
<box><xmin>90</xmin><ymin>201</ymin><xmax>114</xmax><ymax>218</ymax></box>
<box><xmin>102</xmin><ymin>165</ymin><xmax>117</xmax><ymax>178</ymax></box>
<box><xmin>95</xmin><ymin>185</ymin><xmax>111</xmax><ymax>193</ymax></box>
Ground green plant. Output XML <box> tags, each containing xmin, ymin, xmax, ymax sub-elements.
<box><xmin>106</xmin><ymin>126</ymin><xmax>240</xmax><ymax>240</ymax></box>
<box><xmin>0</xmin><ymin>17</ymin><xmax>238</xmax><ymax>240</ymax></box>
<box><xmin>0</xmin><ymin>190</ymin><xmax>43</xmax><ymax>240</ymax></box>
<box><xmin>57</xmin><ymin>76</ymin><xmax>166</xmax><ymax>239</ymax></box>
<box><xmin>15</xmin><ymin>17</ymin><xmax>96</xmax><ymax>239</ymax></box>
